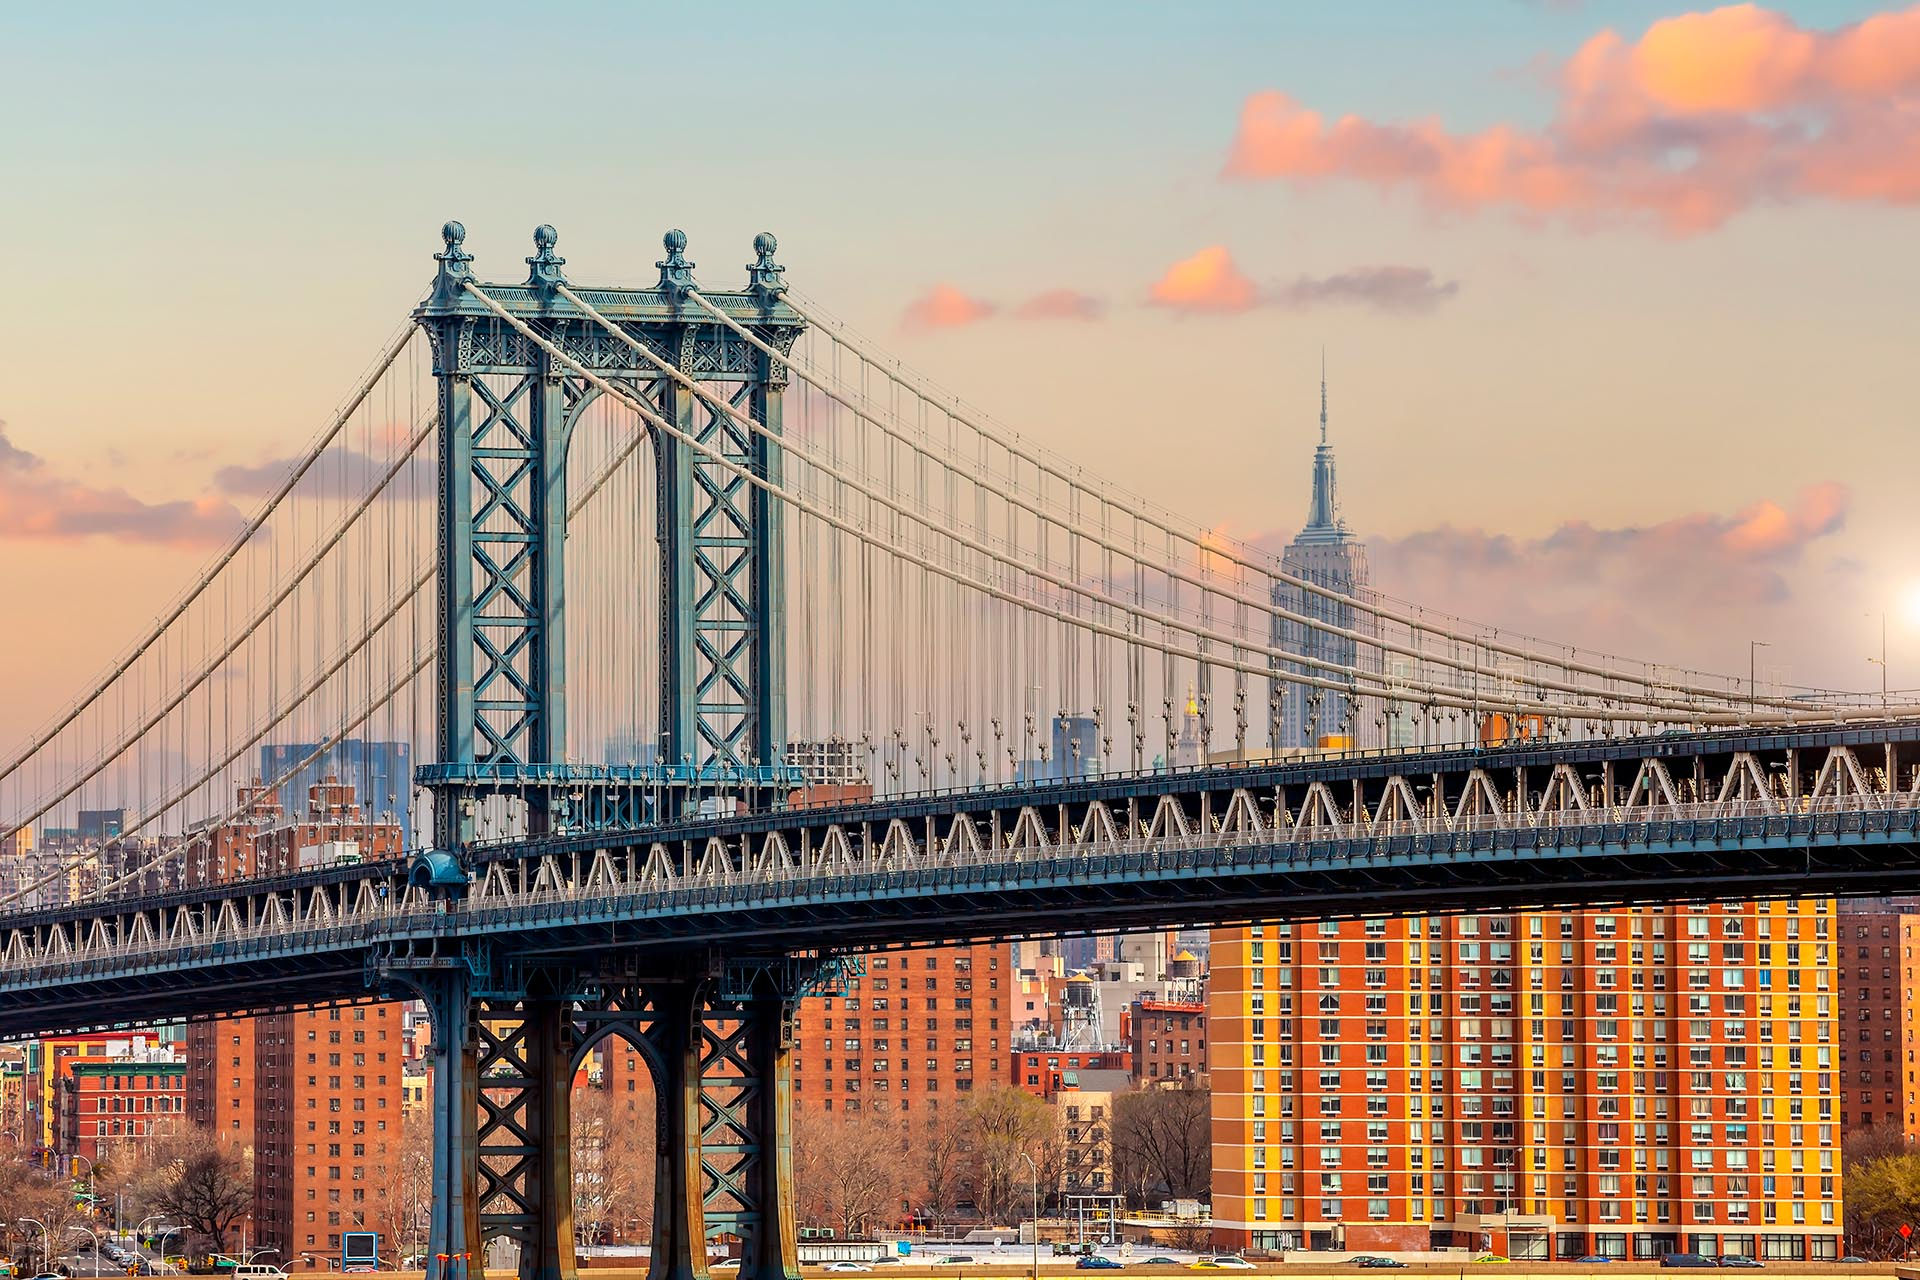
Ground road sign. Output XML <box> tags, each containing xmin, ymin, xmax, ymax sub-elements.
<box><xmin>1901</xmin><ymin>1223</ymin><xmax>1913</xmax><ymax>1239</ymax></box>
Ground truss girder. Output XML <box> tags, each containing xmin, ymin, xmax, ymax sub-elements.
<box><xmin>10</xmin><ymin>726</ymin><xmax>1920</xmax><ymax>1039</ymax></box>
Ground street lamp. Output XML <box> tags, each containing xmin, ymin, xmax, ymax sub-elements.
<box><xmin>22</xmin><ymin>1217</ymin><xmax>52</xmax><ymax>1276</ymax></box>
<box><xmin>1018</xmin><ymin>1151</ymin><xmax>1040</xmax><ymax>1280</ymax></box>
<box><xmin>156</xmin><ymin>1226</ymin><xmax>185</xmax><ymax>1273</ymax></box>
<box><xmin>70</xmin><ymin>1223</ymin><xmax>102</xmax><ymax>1278</ymax></box>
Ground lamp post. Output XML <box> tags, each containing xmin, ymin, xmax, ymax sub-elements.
<box><xmin>70</xmin><ymin>1223</ymin><xmax>102</xmax><ymax>1278</ymax></box>
<box><xmin>22</xmin><ymin>1217</ymin><xmax>52</xmax><ymax>1275</ymax></box>
<box><xmin>1018</xmin><ymin>1151</ymin><xmax>1040</xmax><ymax>1280</ymax></box>
<box><xmin>156</xmin><ymin>1226</ymin><xmax>185</xmax><ymax>1273</ymax></box>
<box><xmin>1869</xmin><ymin>612</ymin><xmax>1889</xmax><ymax>710</ymax></box>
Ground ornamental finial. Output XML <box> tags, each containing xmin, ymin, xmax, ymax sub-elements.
<box><xmin>746</xmin><ymin>231</ymin><xmax>786</xmax><ymax>302</ymax></box>
<box><xmin>657</xmin><ymin>228</ymin><xmax>697</xmax><ymax>300</ymax></box>
<box><xmin>525</xmin><ymin>224</ymin><xmax>567</xmax><ymax>295</ymax></box>
<box><xmin>430</xmin><ymin>220</ymin><xmax>475</xmax><ymax>308</ymax></box>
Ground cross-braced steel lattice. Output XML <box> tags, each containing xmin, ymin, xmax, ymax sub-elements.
<box><xmin>415</xmin><ymin>223</ymin><xmax>804</xmax><ymax>843</ymax></box>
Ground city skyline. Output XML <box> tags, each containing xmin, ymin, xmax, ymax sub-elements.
<box><xmin>3</xmin><ymin>2</ymin><xmax>1919</xmax><ymax>740</ymax></box>
<box><xmin>8</xmin><ymin>6</ymin><xmax>1920</xmax><ymax>1276</ymax></box>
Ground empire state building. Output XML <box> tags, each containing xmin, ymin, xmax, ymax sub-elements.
<box><xmin>1270</xmin><ymin>366</ymin><xmax>1381</xmax><ymax>750</ymax></box>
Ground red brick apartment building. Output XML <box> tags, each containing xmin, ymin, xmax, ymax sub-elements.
<box><xmin>1212</xmin><ymin>902</ymin><xmax>1842</xmax><ymax>1263</ymax></box>
<box><xmin>792</xmin><ymin>943</ymin><xmax>1006</xmax><ymax>1121</ymax></box>
<box><xmin>184</xmin><ymin>778</ymin><xmax>405</xmax><ymax>1266</ymax></box>
<box><xmin>1832</xmin><ymin>910</ymin><xmax>1910</xmax><ymax>1132</ymax></box>
<box><xmin>55</xmin><ymin>1054</ymin><xmax>185</xmax><ymax>1164</ymax></box>
<box><xmin>1131</xmin><ymin>996</ymin><xmax>1208</xmax><ymax>1085</ymax></box>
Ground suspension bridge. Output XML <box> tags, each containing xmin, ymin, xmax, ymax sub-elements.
<box><xmin>1</xmin><ymin>223</ymin><xmax>1915</xmax><ymax>1280</ymax></box>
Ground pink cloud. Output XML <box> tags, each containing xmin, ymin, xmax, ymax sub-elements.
<box><xmin>1015</xmin><ymin>289</ymin><xmax>1107</xmax><ymax>321</ymax></box>
<box><xmin>1354</xmin><ymin>482</ymin><xmax>1854</xmax><ymax>678</ymax></box>
<box><xmin>900</xmin><ymin>284</ymin><xmax>995</xmax><ymax>332</ymax></box>
<box><xmin>0</xmin><ymin>423</ymin><xmax>247</xmax><ymax>547</ymax></box>
<box><xmin>1147</xmin><ymin>246</ymin><xmax>1259</xmax><ymax>313</ymax></box>
<box><xmin>1149</xmin><ymin>251</ymin><xmax>1461</xmax><ymax>314</ymax></box>
<box><xmin>1224</xmin><ymin>3</ymin><xmax>1920</xmax><ymax>233</ymax></box>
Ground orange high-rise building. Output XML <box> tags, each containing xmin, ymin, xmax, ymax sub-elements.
<box><xmin>1211</xmin><ymin>902</ymin><xmax>1842</xmax><ymax>1263</ymax></box>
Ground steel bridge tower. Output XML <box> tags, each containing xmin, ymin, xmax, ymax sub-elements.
<box><xmin>399</xmin><ymin>223</ymin><xmax>813</xmax><ymax>1280</ymax></box>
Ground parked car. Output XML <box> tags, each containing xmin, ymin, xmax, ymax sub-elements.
<box><xmin>1659</xmin><ymin>1256</ymin><xmax>1718</xmax><ymax>1269</ymax></box>
<box><xmin>1839</xmin><ymin>1259</ymin><xmax>1867</xmax><ymax>1266</ymax></box>
<box><xmin>1190</xmin><ymin>1261</ymin><xmax>1255</xmax><ymax>1272</ymax></box>
<box><xmin>822</xmin><ymin>1265</ymin><xmax>872</xmax><ymax>1274</ymax></box>
<box><xmin>1717</xmin><ymin>1260</ymin><xmax>1763</xmax><ymax>1270</ymax></box>
<box><xmin>1139</xmin><ymin>1261</ymin><xmax>1179</xmax><ymax>1268</ymax></box>
<box><xmin>1358</xmin><ymin>1261</ymin><xmax>1409</xmax><ymax>1270</ymax></box>
<box><xmin>1572</xmin><ymin>1258</ymin><xmax>1614</xmax><ymax>1265</ymax></box>
<box><xmin>1078</xmin><ymin>1260</ymin><xmax>1123</xmax><ymax>1271</ymax></box>
<box><xmin>934</xmin><ymin>1258</ymin><xmax>975</xmax><ymax>1266</ymax></box>
<box><xmin>1471</xmin><ymin>1258</ymin><xmax>1510</xmax><ymax>1266</ymax></box>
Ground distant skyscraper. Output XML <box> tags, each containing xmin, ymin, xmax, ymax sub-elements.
<box><xmin>1050</xmin><ymin>715</ymin><xmax>1101</xmax><ymax>779</ymax></box>
<box><xmin>257</xmin><ymin>739</ymin><xmax>412</xmax><ymax>846</ymax></box>
<box><xmin>1271</xmin><ymin>362</ymin><xmax>1380</xmax><ymax>750</ymax></box>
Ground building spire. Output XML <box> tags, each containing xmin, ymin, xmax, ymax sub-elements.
<box><xmin>1303</xmin><ymin>351</ymin><xmax>1343</xmax><ymax>536</ymax></box>
<box><xmin>1319</xmin><ymin>346</ymin><xmax>1328</xmax><ymax>445</ymax></box>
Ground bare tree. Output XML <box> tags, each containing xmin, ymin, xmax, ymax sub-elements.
<box><xmin>0</xmin><ymin>1136</ymin><xmax>49</xmax><ymax>1264</ymax></box>
<box><xmin>919</xmin><ymin>1107</ymin><xmax>970</xmax><ymax>1224</ymax></box>
<box><xmin>367</xmin><ymin>1113</ymin><xmax>433</xmax><ymax>1265</ymax></box>
<box><xmin>1846</xmin><ymin>1121</ymin><xmax>1912</xmax><ymax>1170</ymax></box>
<box><xmin>795</xmin><ymin>1106</ymin><xmax>910</xmax><ymax>1236</ymax></box>
<box><xmin>571</xmin><ymin>1087</ymin><xmax>651</xmax><ymax>1246</ymax></box>
<box><xmin>1110</xmin><ymin>1085</ymin><xmax>1210</xmax><ymax>1207</ymax></box>
<box><xmin>145</xmin><ymin>1125</ymin><xmax>253</xmax><ymax>1256</ymax></box>
<box><xmin>17</xmin><ymin>1177</ymin><xmax>91</xmax><ymax>1273</ymax></box>
<box><xmin>957</xmin><ymin>1087</ymin><xmax>1061</xmax><ymax>1225</ymax></box>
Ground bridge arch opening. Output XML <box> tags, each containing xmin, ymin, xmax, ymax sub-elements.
<box><xmin>562</xmin><ymin>385</ymin><xmax>664</xmax><ymax>775</ymax></box>
<box><xmin>567</xmin><ymin>1028</ymin><xmax>659</xmax><ymax>1257</ymax></box>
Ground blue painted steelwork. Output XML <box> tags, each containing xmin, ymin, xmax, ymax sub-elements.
<box><xmin>414</xmin><ymin>224</ymin><xmax>805</xmax><ymax>846</ymax></box>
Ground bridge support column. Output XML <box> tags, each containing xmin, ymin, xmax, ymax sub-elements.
<box><xmin>423</xmin><ymin>968</ymin><xmax>485</xmax><ymax>1280</ymax></box>
<box><xmin>735</xmin><ymin>989</ymin><xmax>801</xmax><ymax>1280</ymax></box>
<box><xmin>648</xmin><ymin>978</ymin><xmax>711</xmax><ymax>1280</ymax></box>
<box><xmin>524</xmin><ymin>998</ymin><xmax>579</xmax><ymax>1280</ymax></box>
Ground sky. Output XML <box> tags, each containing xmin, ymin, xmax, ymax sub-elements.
<box><xmin>1</xmin><ymin>0</ymin><xmax>1917</xmax><ymax>731</ymax></box>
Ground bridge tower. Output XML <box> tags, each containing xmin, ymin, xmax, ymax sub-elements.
<box><xmin>400</xmin><ymin>224</ymin><xmax>810</xmax><ymax>1280</ymax></box>
<box><xmin>413</xmin><ymin>220</ymin><xmax>804</xmax><ymax>848</ymax></box>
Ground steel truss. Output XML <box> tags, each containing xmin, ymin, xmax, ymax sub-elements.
<box><xmin>9</xmin><ymin>727</ymin><xmax>1920</xmax><ymax>1027</ymax></box>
